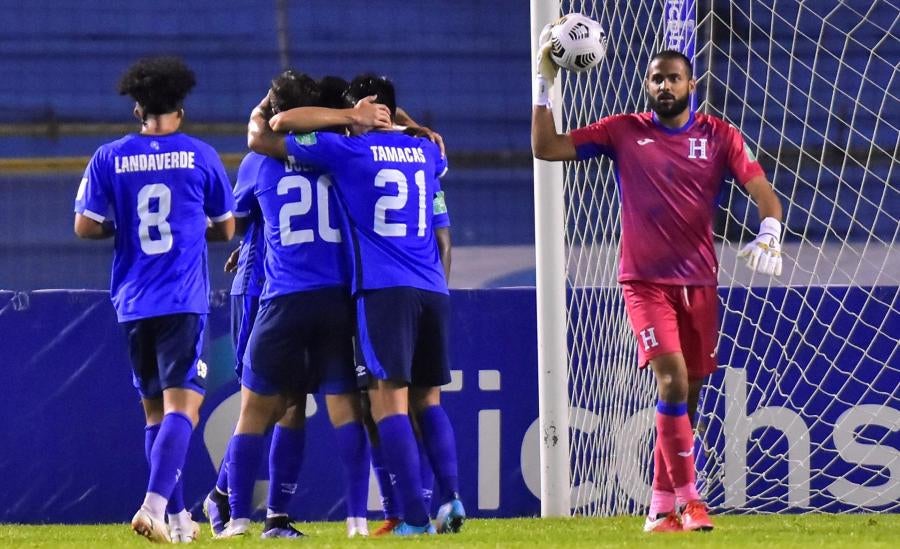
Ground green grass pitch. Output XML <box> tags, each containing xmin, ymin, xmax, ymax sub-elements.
<box><xmin>2</xmin><ymin>515</ymin><xmax>898</xmax><ymax>547</ymax></box>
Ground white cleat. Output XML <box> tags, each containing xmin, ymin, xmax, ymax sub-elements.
<box><xmin>131</xmin><ymin>508</ymin><xmax>172</xmax><ymax>543</ymax></box>
<box><xmin>216</xmin><ymin>517</ymin><xmax>250</xmax><ymax>538</ymax></box>
<box><xmin>169</xmin><ymin>519</ymin><xmax>201</xmax><ymax>543</ymax></box>
<box><xmin>346</xmin><ymin>516</ymin><xmax>369</xmax><ymax>538</ymax></box>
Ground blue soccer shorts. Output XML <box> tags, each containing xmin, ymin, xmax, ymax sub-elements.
<box><xmin>230</xmin><ymin>293</ymin><xmax>261</xmax><ymax>380</ymax></box>
<box><xmin>242</xmin><ymin>287</ymin><xmax>356</xmax><ymax>396</ymax></box>
<box><xmin>122</xmin><ymin>313</ymin><xmax>208</xmax><ymax>399</ymax></box>
<box><xmin>355</xmin><ymin>287</ymin><xmax>451</xmax><ymax>387</ymax></box>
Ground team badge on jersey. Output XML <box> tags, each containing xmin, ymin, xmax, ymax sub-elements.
<box><xmin>687</xmin><ymin>138</ymin><xmax>708</xmax><ymax>160</ymax></box>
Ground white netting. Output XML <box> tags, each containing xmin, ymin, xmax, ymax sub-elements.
<box><xmin>555</xmin><ymin>0</ymin><xmax>899</xmax><ymax>516</ymax></box>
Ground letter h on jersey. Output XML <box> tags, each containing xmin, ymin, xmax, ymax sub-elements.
<box><xmin>640</xmin><ymin>327</ymin><xmax>659</xmax><ymax>351</ymax></box>
<box><xmin>688</xmin><ymin>138</ymin><xmax>708</xmax><ymax>160</ymax></box>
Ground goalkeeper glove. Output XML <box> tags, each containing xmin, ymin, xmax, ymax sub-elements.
<box><xmin>534</xmin><ymin>22</ymin><xmax>559</xmax><ymax>107</ymax></box>
<box><xmin>738</xmin><ymin>217</ymin><xmax>783</xmax><ymax>276</ymax></box>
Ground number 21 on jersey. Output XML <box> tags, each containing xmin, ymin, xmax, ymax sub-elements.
<box><xmin>374</xmin><ymin>168</ymin><xmax>427</xmax><ymax>238</ymax></box>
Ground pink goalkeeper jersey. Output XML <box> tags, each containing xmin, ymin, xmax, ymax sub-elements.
<box><xmin>570</xmin><ymin>111</ymin><xmax>764</xmax><ymax>286</ymax></box>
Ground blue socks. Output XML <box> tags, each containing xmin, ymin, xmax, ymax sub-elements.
<box><xmin>376</xmin><ymin>414</ymin><xmax>429</xmax><ymax>527</ymax></box>
<box><xmin>333</xmin><ymin>422</ymin><xmax>371</xmax><ymax>518</ymax></box>
<box><xmin>215</xmin><ymin>439</ymin><xmax>230</xmax><ymax>494</ymax></box>
<box><xmin>417</xmin><ymin>435</ymin><xmax>435</xmax><ymax>512</ymax></box>
<box><xmin>147</xmin><ymin>413</ymin><xmax>193</xmax><ymax>505</ymax></box>
<box><xmin>227</xmin><ymin>433</ymin><xmax>265</xmax><ymax>520</ymax></box>
<box><xmin>417</xmin><ymin>405</ymin><xmax>459</xmax><ymax>504</ymax></box>
<box><xmin>267</xmin><ymin>425</ymin><xmax>305</xmax><ymax>516</ymax></box>
<box><xmin>369</xmin><ymin>438</ymin><xmax>400</xmax><ymax>519</ymax></box>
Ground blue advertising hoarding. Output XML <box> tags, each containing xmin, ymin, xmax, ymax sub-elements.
<box><xmin>0</xmin><ymin>286</ymin><xmax>896</xmax><ymax>522</ymax></box>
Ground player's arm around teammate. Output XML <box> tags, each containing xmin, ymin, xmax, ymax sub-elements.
<box><xmin>259</xmin><ymin>74</ymin><xmax>465</xmax><ymax>535</ymax></box>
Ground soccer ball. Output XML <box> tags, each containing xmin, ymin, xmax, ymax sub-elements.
<box><xmin>549</xmin><ymin>13</ymin><xmax>608</xmax><ymax>72</ymax></box>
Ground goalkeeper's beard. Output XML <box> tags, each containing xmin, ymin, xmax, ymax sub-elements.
<box><xmin>648</xmin><ymin>93</ymin><xmax>690</xmax><ymax>118</ymax></box>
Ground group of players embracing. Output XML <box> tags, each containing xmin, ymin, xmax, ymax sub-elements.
<box><xmin>74</xmin><ymin>56</ymin><xmax>464</xmax><ymax>543</ymax></box>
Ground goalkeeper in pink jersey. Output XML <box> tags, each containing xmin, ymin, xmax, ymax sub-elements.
<box><xmin>532</xmin><ymin>48</ymin><xmax>783</xmax><ymax>533</ymax></box>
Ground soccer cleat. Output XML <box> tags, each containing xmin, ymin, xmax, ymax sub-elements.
<box><xmin>346</xmin><ymin>517</ymin><xmax>369</xmax><ymax>538</ymax></box>
<box><xmin>202</xmin><ymin>489</ymin><xmax>230</xmax><ymax>536</ymax></box>
<box><xmin>131</xmin><ymin>508</ymin><xmax>172</xmax><ymax>543</ymax></box>
<box><xmin>643</xmin><ymin>512</ymin><xmax>682</xmax><ymax>533</ymax></box>
<box><xmin>169</xmin><ymin>519</ymin><xmax>201</xmax><ymax>543</ymax></box>
<box><xmin>435</xmin><ymin>498</ymin><xmax>466</xmax><ymax>534</ymax></box>
<box><xmin>260</xmin><ymin>515</ymin><xmax>305</xmax><ymax>539</ymax></box>
<box><xmin>216</xmin><ymin>518</ymin><xmax>250</xmax><ymax>538</ymax></box>
<box><xmin>681</xmin><ymin>500</ymin><xmax>714</xmax><ymax>532</ymax></box>
<box><xmin>372</xmin><ymin>517</ymin><xmax>401</xmax><ymax>537</ymax></box>
<box><xmin>392</xmin><ymin>521</ymin><xmax>436</xmax><ymax>536</ymax></box>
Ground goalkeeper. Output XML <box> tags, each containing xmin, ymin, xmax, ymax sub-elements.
<box><xmin>532</xmin><ymin>38</ymin><xmax>783</xmax><ymax>533</ymax></box>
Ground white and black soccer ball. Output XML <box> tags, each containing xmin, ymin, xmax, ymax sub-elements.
<box><xmin>549</xmin><ymin>13</ymin><xmax>608</xmax><ymax>72</ymax></box>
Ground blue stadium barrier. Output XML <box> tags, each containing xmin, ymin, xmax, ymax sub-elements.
<box><xmin>1</xmin><ymin>286</ymin><xmax>896</xmax><ymax>523</ymax></box>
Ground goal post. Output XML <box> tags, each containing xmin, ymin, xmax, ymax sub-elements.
<box><xmin>533</xmin><ymin>0</ymin><xmax>899</xmax><ymax>517</ymax></box>
<box><xmin>530</xmin><ymin>0</ymin><xmax>572</xmax><ymax>519</ymax></box>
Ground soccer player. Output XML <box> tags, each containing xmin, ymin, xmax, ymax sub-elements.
<box><xmin>200</xmin><ymin>148</ymin><xmax>266</xmax><ymax>538</ymax></box>
<box><xmin>203</xmin><ymin>73</ymin><xmax>335</xmax><ymax>540</ymax></box>
<box><xmin>73</xmin><ymin>56</ymin><xmax>235</xmax><ymax>543</ymax></box>
<box><xmin>532</xmin><ymin>48</ymin><xmax>783</xmax><ymax>533</ymax></box>
<box><xmin>360</xmin><ymin>107</ymin><xmax>451</xmax><ymax>537</ymax></box>
<box><xmin>254</xmin><ymin>74</ymin><xmax>465</xmax><ymax>536</ymax></box>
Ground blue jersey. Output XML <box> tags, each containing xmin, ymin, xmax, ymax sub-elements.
<box><xmin>231</xmin><ymin>155</ymin><xmax>268</xmax><ymax>297</ymax></box>
<box><xmin>74</xmin><ymin>132</ymin><xmax>234</xmax><ymax>322</ymax></box>
<box><xmin>233</xmin><ymin>152</ymin><xmax>348</xmax><ymax>300</ymax></box>
<box><xmin>285</xmin><ymin>130</ymin><xmax>448</xmax><ymax>294</ymax></box>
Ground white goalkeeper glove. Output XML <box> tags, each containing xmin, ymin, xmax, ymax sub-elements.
<box><xmin>534</xmin><ymin>22</ymin><xmax>559</xmax><ymax>107</ymax></box>
<box><xmin>738</xmin><ymin>217</ymin><xmax>783</xmax><ymax>276</ymax></box>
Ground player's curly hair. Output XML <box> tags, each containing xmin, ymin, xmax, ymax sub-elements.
<box><xmin>346</xmin><ymin>73</ymin><xmax>396</xmax><ymax>118</ymax></box>
<box><xmin>117</xmin><ymin>56</ymin><xmax>196</xmax><ymax>116</ymax></box>
<box><xmin>269</xmin><ymin>70</ymin><xmax>320</xmax><ymax>115</ymax></box>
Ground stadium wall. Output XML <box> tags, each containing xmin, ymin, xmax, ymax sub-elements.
<box><xmin>1</xmin><ymin>287</ymin><xmax>896</xmax><ymax>523</ymax></box>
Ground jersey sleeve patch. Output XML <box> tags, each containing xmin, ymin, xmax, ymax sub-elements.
<box><xmin>293</xmin><ymin>132</ymin><xmax>318</xmax><ymax>146</ymax></box>
<box><xmin>433</xmin><ymin>190</ymin><xmax>448</xmax><ymax>215</ymax></box>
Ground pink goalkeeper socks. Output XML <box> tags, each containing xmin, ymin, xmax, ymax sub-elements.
<box><xmin>649</xmin><ymin>443</ymin><xmax>676</xmax><ymax>517</ymax></box>
<box><xmin>655</xmin><ymin>401</ymin><xmax>701</xmax><ymax>506</ymax></box>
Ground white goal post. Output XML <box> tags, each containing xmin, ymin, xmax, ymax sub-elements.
<box><xmin>532</xmin><ymin>0</ymin><xmax>899</xmax><ymax>516</ymax></box>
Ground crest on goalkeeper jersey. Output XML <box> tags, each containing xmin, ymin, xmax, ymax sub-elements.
<box><xmin>688</xmin><ymin>138</ymin><xmax>708</xmax><ymax>160</ymax></box>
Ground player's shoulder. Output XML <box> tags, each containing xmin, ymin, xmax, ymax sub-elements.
<box><xmin>585</xmin><ymin>112</ymin><xmax>646</xmax><ymax>131</ymax></box>
<box><xmin>378</xmin><ymin>129</ymin><xmax>438</xmax><ymax>153</ymax></box>
<box><xmin>178</xmin><ymin>133</ymin><xmax>220</xmax><ymax>157</ymax></box>
<box><xmin>695</xmin><ymin>112</ymin><xmax>736</xmax><ymax>132</ymax></box>
<box><xmin>97</xmin><ymin>133</ymin><xmax>138</xmax><ymax>156</ymax></box>
<box><xmin>238</xmin><ymin>151</ymin><xmax>270</xmax><ymax>170</ymax></box>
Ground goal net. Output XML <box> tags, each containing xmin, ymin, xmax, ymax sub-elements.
<box><xmin>539</xmin><ymin>0</ymin><xmax>899</xmax><ymax>515</ymax></box>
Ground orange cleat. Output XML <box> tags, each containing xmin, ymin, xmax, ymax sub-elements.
<box><xmin>643</xmin><ymin>512</ymin><xmax>682</xmax><ymax>533</ymax></box>
<box><xmin>372</xmin><ymin>517</ymin><xmax>401</xmax><ymax>537</ymax></box>
<box><xmin>681</xmin><ymin>500</ymin><xmax>714</xmax><ymax>532</ymax></box>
